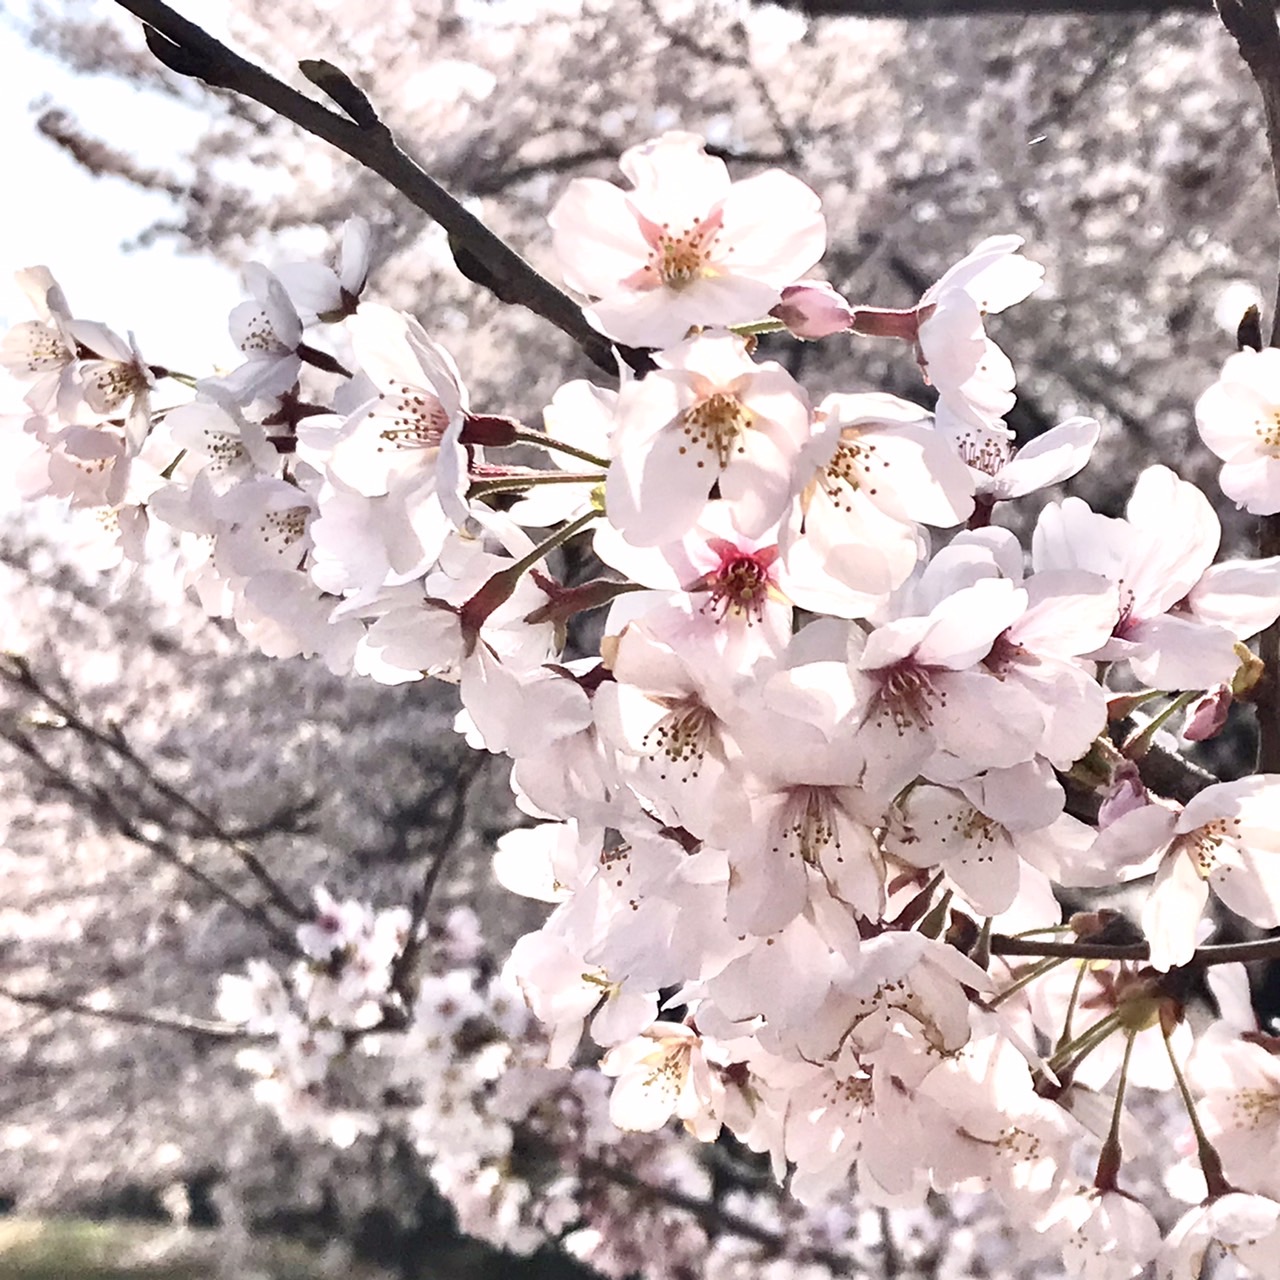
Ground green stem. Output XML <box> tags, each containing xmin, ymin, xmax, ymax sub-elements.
<box><xmin>1046</xmin><ymin>1010</ymin><xmax>1123</xmax><ymax>1075</ymax></box>
<box><xmin>469</xmin><ymin>471</ymin><xmax>606</xmax><ymax>499</ymax></box>
<box><xmin>730</xmin><ymin>318</ymin><xmax>787</xmax><ymax>336</ymax></box>
<box><xmin>1055</xmin><ymin>961</ymin><xmax>1091</xmax><ymax>1053</ymax></box>
<box><xmin>1123</xmin><ymin>691</ymin><xmax>1201</xmax><ymax>758</ymax></box>
<box><xmin>510</xmin><ymin>429</ymin><xmax>609</xmax><ymax>470</ymax></box>
<box><xmin>1094</xmin><ymin>1029</ymin><xmax>1136</xmax><ymax>1191</ymax></box>
<box><xmin>1163</xmin><ymin>1024</ymin><xmax>1233</xmax><ymax>1198</ymax></box>
<box><xmin>507</xmin><ymin>508</ymin><xmax>601</xmax><ymax>580</ymax></box>
<box><xmin>986</xmin><ymin>955</ymin><xmax>1069</xmax><ymax>1011</ymax></box>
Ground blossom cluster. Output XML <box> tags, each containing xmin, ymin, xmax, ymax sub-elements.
<box><xmin>7</xmin><ymin>130</ymin><xmax>1280</xmax><ymax>1279</ymax></box>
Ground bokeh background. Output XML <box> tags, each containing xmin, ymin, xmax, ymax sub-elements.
<box><xmin>0</xmin><ymin>0</ymin><xmax>1275</xmax><ymax>1274</ymax></box>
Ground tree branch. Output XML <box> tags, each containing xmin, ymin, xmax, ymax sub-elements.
<box><xmin>1217</xmin><ymin>0</ymin><xmax>1280</xmax><ymax>771</ymax></box>
<box><xmin>990</xmin><ymin>931</ymin><xmax>1280</xmax><ymax>966</ymax></box>
<box><xmin>0</xmin><ymin>985</ymin><xmax>255</xmax><ymax>1042</ymax></box>
<box><xmin>110</xmin><ymin>0</ymin><xmax>654</xmax><ymax>379</ymax></box>
<box><xmin>579</xmin><ymin>1156</ymin><xmax>854</xmax><ymax>1272</ymax></box>
<box><xmin>0</xmin><ymin>653</ymin><xmax>309</xmax><ymax>922</ymax></box>
<box><xmin>0</xmin><ymin>718</ymin><xmax>300</xmax><ymax>955</ymax></box>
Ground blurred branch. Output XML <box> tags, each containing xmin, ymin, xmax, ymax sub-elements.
<box><xmin>0</xmin><ymin>716</ymin><xmax>301</xmax><ymax>955</ymax></box>
<box><xmin>765</xmin><ymin>0</ymin><xmax>1209</xmax><ymax>13</ymax></box>
<box><xmin>0</xmin><ymin>652</ymin><xmax>310</xmax><ymax>922</ymax></box>
<box><xmin>580</xmin><ymin>1156</ymin><xmax>853</xmax><ymax>1271</ymax></box>
<box><xmin>1218</xmin><ymin>0</ymin><xmax>1280</xmax><ymax>772</ymax></box>
<box><xmin>0</xmin><ymin>985</ymin><xmax>256</xmax><ymax>1043</ymax></box>
<box><xmin>381</xmin><ymin>754</ymin><xmax>488</xmax><ymax>1028</ymax></box>
<box><xmin>110</xmin><ymin>0</ymin><xmax>655</xmax><ymax>379</ymax></box>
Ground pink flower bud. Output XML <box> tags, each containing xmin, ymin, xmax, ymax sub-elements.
<box><xmin>1184</xmin><ymin>684</ymin><xmax>1232</xmax><ymax>741</ymax></box>
<box><xmin>770</xmin><ymin>281</ymin><xmax>855</xmax><ymax>339</ymax></box>
<box><xmin>1098</xmin><ymin>760</ymin><xmax>1148</xmax><ymax>828</ymax></box>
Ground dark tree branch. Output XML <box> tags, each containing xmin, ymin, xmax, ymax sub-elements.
<box><xmin>1218</xmin><ymin>0</ymin><xmax>1280</xmax><ymax>773</ymax></box>
<box><xmin>0</xmin><ymin>986</ymin><xmax>255</xmax><ymax>1042</ymax></box>
<box><xmin>580</xmin><ymin>1157</ymin><xmax>854</xmax><ymax>1272</ymax></box>
<box><xmin>110</xmin><ymin>0</ymin><xmax>654</xmax><ymax>379</ymax></box>
<box><xmin>990</xmin><ymin>932</ymin><xmax>1280</xmax><ymax>966</ymax></box>
<box><xmin>381</xmin><ymin>754</ymin><xmax>487</xmax><ymax>1027</ymax></box>
<box><xmin>765</xmin><ymin>0</ymin><xmax>1210</xmax><ymax>14</ymax></box>
<box><xmin>0</xmin><ymin>653</ymin><xmax>309</xmax><ymax>922</ymax></box>
<box><xmin>0</xmin><ymin>717</ymin><xmax>300</xmax><ymax>955</ymax></box>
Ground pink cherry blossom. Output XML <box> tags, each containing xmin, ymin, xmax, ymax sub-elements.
<box><xmin>550</xmin><ymin>132</ymin><xmax>825</xmax><ymax>348</ymax></box>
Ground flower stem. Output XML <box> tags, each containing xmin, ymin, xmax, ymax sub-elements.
<box><xmin>1046</xmin><ymin>1010</ymin><xmax>1123</xmax><ymax>1075</ymax></box>
<box><xmin>985</xmin><ymin>955</ymin><xmax>1069</xmax><ymax>1011</ymax></box>
<box><xmin>1094</xmin><ymin>1029</ymin><xmax>1136</xmax><ymax>1192</ymax></box>
<box><xmin>1163</xmin><ymin>1023</ymin><xmax>1233</xmax><ymax>1198</ymax></box>
<box><xmin>1122</xmin><ymin>691</ymin><xmax>1201</xmax><ymax>759</ymax></box>
<box><xmin>730</xmin><ymin>319</ymin><xmax>788</xmax><ymax>336</ymax></box>
<box><xmin>1055</xmin><ymin>960</ymin><xmax>1091</xmax><ymax>1053</ymax></box>
<box><xmin>469</xmin><ymin>470</ymin><xmax>607</xmax><ymax>499</ymax></box>
<box><xmin>510</xmin><ymin>428</ymin><xmax>610</xmax><ymax>470</ymax></box>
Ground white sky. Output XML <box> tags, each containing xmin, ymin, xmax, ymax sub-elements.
<box><xmin>0</xmin><ymin>5</ymin><xmax>242</xmax><ymax>374</ymax></box>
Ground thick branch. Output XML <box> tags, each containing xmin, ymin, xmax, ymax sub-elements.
<box><xmin>766</xmin><ymin>0</ymin><xmax>1209</xmax><ymax>13</ymax></box>
<box><xmin>1217</xmin><ymin>0</ymin><xmax>1280</xmax><ymax>770</ymax></box>
<box><xmin>110</xmin><ymin>0</ymin><xmax>653</xmax><ymax>379</ymax></box>
<box><xmin>990</xmin><ymin>932</ymin><xmax>1280</xmax><ymax>966</ymax></box>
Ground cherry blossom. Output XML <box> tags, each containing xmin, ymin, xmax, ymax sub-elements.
<box><xmin>550</xmin><ymin>131</ymin><xmax>825</xmax><ymax>348</ymax></box>
<box><xmin>1196</xmin><ymin>347</ymin><xmax>1280</xmax><ymax>515</ymax></box>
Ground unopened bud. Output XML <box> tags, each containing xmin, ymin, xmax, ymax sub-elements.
<box><xmin>1098</xmin><ymin>761</ymin><xmax>1148</xmax><ymax>828</ymax></box>
<box><xmin>770</xmin><ymin>281</ymin><xmax>856</xmax><ymax>340</ymax></box>
<box><xmin>1183</xmin><ymin>684</ymin><xmax>1232</xmax><ymax>742</ymax></box>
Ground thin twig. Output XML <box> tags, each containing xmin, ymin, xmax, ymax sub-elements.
<box><xmin>580</xmin><ymin>1156</ymin><xmax>853</xmax><ymax>1272</ymax></box>
<box><xmin>382</xmin><ymin>754</ymin><xmax>488</xmax><ymax>1024</ymax></box>
<box><xmin>0</xmin><ymin>985</ymin><xmax>256</xmax><ymax>1042</ymax></box>
<box><xmin>0</xmin><ymin>654</ymin><xmax>308</xmax><ymax>920</ymax></box>
<box><xmin>0</xmin><ymin>722</ymin><xmax>299</xmax><ymax>955</ymax></box>
<box><xmin>110</xmin><ymin>0</ymin><xmax>653</xmax><ymax>379</ymax></box>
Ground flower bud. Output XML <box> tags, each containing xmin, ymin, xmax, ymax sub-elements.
<box><xmin>770</xmin><ymin>281</ymin><xmax>855</xmax><ymax>339</ymax></box>
<box><xmin>1183</xmin><ymin>684</ymin><xmax>1231</xmax><ymax>742</ymax></box>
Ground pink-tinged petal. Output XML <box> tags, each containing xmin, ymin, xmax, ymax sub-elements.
<box><xmin>1220</xmin><ymin>455</ymin><xmax>1280</xmax><ymax>515</ymax></box>
<box><xmin>1190</xmin><ymin>557</ymin><xmax>1280</xmax><ymax>638</ymax></box>
<box><xmin>586</xmin><ymin>287</ymin><xmax>708</xmax><ymax>349</ymax></box>
<box><xmin>1126</xmin><ymin>613</ymin><xmax>1240</xmax><ymax>690</ymax></box>
<box><xmin>1196</xmin><ymin>378</ymin><xmax>1277</xmax><ymax>463</ymax></box>
<box><xmin>550</xmin><ymin>178</ymin><xmax>654</xmax><ymax>297</ymax></box>
<box><xmin>863</xmin><ymin>423</ymin><xmax>975</xmax><ymax>527</ymax></box>
<box><xmin>1014</xmin><ymin>569</ymin><xmax>1118</xmax><ymax>655</ymax></box>
<box><xmin>719</xmin><ymin>430</ymin><xmax>797</xmax><ymax>539</ymax></box>
<box><xmin>1084</xmin><ymin>803</ymin><xmax>1177</xmax><ymax>885</ymax></box>
<box><xmin>715</xmin><ymin>169</ymin><xmax>826</xmax><ymax>284</ymax></box>
<box><xmin>921</xmin><ymin>236</ymin><xmax>1042</xmax><ymax>312</ymax></box>
<box><xmin>947</xmin><ymin>832</ymin><xmax>1020</xmax><ymax>915</ymax></box>
<box><xmin>618</xmin><ymin>132</ymin><xmax>731</xmax><ymax>227</ymax></box>
<box><xmin>1212</xmin><ymin>849</ymin><xmax>1280</xmax><ymax>930</ymax></box>
<box><xmin>1143</xmin><ymin>850</ymin><xmax>1210</xmax><ymax>971</ymax></box>
<box><xmin>929</xmin><ymin>669</ymin><xmax>1044</xmax><ymax>769</ymax></box>
<box><xmin>605</xmin><ymin>430</ymin><xmax>713</xmax><ymax>546</ymax></box>
<box><xmin>993</xmin><ymin>417</ymin><xmax>1100</xmax><ymax>498</ymax></box>
<box><xmin>915</xmin><ymin>578</ymin><xmax>1026</xmax><ymax>668</ymax></box>
<box><xmin>1123</xmin><ymin>465</ymin><xmax>1220</xmax><ymax>614</ymax></box>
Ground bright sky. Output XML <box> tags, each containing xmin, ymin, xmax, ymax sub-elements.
<box><xmin>0</xmin><ymin>4</ymin><xmax>241</xmax><ymax>374</ymax></box>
